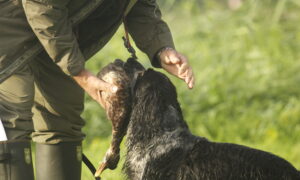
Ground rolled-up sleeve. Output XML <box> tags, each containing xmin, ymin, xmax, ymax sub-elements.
<box><xmin>126</xmin><ymin>0</ymin><xmax>175</xmax><ymax>68</ymax></box>
<box><xmin>22</xmin><ymin>0</ymin><xmax>85</xmax><ymax>76</ymax></box>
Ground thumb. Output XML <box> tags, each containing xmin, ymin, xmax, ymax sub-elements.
<box><xmin>95</xmin><ymin>79</ymin><xmax>118</xmax><ymax>93</ymax></box>
<box><xmin>168</xmin><ymin>53</ymin><xmax>181</xmax><ymax>64</ymax></box>
<box><xmin>163</xmin><ymin>51</ymin><xmax>180</xmax><ymax>65</ymax></box>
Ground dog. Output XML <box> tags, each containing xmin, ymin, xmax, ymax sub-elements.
<box><xmin>96</xmin><ymin>58</ymin><xmax>300</xmax><ymax>180</ymax></box>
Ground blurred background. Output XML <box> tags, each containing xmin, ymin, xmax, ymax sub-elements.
<box><xmin>81</xmin><ymin>0</ymin><xmax>300</xmax><ymax>179</ymax></box>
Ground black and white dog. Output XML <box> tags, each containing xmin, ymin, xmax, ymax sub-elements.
<box><xmin>98</xmin><ymin>58</ymin><xmax>300</xmax><ymax>180</ymax></box>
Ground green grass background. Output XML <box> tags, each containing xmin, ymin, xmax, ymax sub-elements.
<box><xmin>81</xmin><ymin>1</ymin><xmax>300</xmax><ymax>179</ymax></box>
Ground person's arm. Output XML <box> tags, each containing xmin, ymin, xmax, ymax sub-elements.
<box><xmin>158</xmin><ymin>47</ymin><xmax>194</xmax><ymax>89</ymax></box>
<box><xmin>126</xmin><ymin>0</ymin><xmax>194</xmax><ymax>88</ymax></box>
<box><xmin>22</xmin><ymin>0</ymin><xmax>116</xmax><ymax>102</ymax></box>
<box><xmin>22</xmin><ymin>0</ymin><xmax>84</xmax><ymax>76</ymax></box>
<box><xmin>73</xmin><ymin>70</ymin><xmax>118</xmax><ymax>105</ymax></box>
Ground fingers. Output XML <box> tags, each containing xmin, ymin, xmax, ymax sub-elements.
<box><xmin>179</xmin><ymin>65</ymin><xmax>194</xmax><ymax>89</ymax></box>
<box><xmin>94</xmin><ymin>78</ymin><xmax>118</xmax><ymax>93</ymax></box>
<box><xmin>161</xmin><ymin>49</ymin><xmax>181</xmax><ymax>65</ymax></box>
<box><xmin>188</xmin><ymin>76</ymin><xmax>195</xmax><ymax>89</ymax></box>
<box><xmin>178</xmin><ymin>62</ymin><xmax>189</xmax><ymax>76</ymax></box>
<box><xmin>97</xmin><ymin>90</ymin><xmax>105</xmax><ymax>108</ymax></box>
<box><xmin>168</xmin><ymin>53</ymin><xmax>181</xmax><ymax>64</ymax></box>
<box><xmin>160</xmin><ymin>49</ymin><xmax>195</xmax><ymax>89</ymax></box>
<box><xmin>178</xmin><ymin>55</ymin><xmax>194</xmax><ymax>89</ymax></box>
<box><xmin>186</xmin><ymin>69</ymin><xmax>195</xmax><ymax>89</ymax></box>
<box><xmin>73</xmin><ymin>69</ymin><xmax>119</xmax><ymax>108</ymax></box>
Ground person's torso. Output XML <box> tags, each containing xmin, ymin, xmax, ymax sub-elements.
<box><xmin>76</xmin><ymin>0</ymin><xmax>130</xmax><ymax>60</ymax></box>
<box><xmin>0</xmin><ymin>0</ymin><xmax>130</xmax><ymax>71</ymax></box>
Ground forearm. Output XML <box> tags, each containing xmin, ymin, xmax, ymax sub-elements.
<box><xmin>72</xmin><ymin>69</ymin><xmax>93</xmax><ymax>89</ymax></box>
<box><xmin>72</xmin><ymin>69</ymin><xmax>117</xmax><ymax>108</ymax></box>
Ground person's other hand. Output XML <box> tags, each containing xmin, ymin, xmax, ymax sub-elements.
<box><xmin>73</xmin><ymin>69</ymin><xmax>118</xmax><ymax>108</ymax></box>
<box><xmin>159</xmin><ymin>48</ymin><xmax>195</xmax><ymax>89</ymax></box>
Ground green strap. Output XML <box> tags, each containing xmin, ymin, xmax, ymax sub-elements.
<box><xmin>124</xmin><ymin>0</ymin><xmax>138</xmax><ymax>16</ymax></box>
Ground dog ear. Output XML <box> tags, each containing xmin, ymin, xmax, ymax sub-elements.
<box><xmin>161</xmin><ymin>105</ymin><xmax>180</xmax><ymax>131</ymax></box>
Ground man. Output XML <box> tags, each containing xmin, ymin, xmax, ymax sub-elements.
<box><xmin>0</xmin><ymin>0</ymin><xmax>194</xmax><ymax>179</ymax></box>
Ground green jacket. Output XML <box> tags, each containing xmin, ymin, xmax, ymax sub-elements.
<box><xmin>0</xmin><ymin>0</ymin><xmax>174</xmax><ymax>81</ymax></box>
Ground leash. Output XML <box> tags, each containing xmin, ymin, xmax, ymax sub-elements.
<box><xmin>122</xmin><ymin>16</ymin><xmax>144</xmax><ymax>95</ymax></box>
<box><xmin>82</xmin><ymin>153</ymin><xmax>101</xmax><ymax>180</ymax></box>
<box><xmin>122</xmin><ymin>0</ymin><xmax>138</xmax><ymax>60</ymax></box>
<box><xmin>122</xmin><ymin>16</ymin><xmax>138</xmax><ymax>60</ymax></box>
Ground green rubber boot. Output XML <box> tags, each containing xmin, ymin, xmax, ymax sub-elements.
<box><xmin>0</xmin><ymin>141</ymin><xmax>34</xmax><ymax>180</ymax></box>
<box><xmin>35</xmin><ymin>141</ymin><xmax>82</xmax><ymax>180</ymax></box>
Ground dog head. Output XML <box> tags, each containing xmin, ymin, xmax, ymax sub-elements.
<box><xmin>97</xmin><ymin>58</ymin><xmax>181</xmax><ymax>123</ymax></box>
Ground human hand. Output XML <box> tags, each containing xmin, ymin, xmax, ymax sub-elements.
<box><xmin>159</xmin><ymin>48</ymin><xmax>195</xmax><ymax>89</ymax></box>
<box><xmin>73</xmin><ymin>69</ymin><xmax>118</xmax><ymax>108</ymax></box>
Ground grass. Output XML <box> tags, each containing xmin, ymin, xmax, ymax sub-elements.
<box><xmin>81</xmin><ymin>1</ymin><xmax>300</xmax><ymax>179</ymax></box>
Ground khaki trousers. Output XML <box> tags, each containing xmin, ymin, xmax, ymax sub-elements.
<box><xmin>0</xmin><ymin>53</ymin><xmax>85</xmax><ymax>144</ymax></box>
